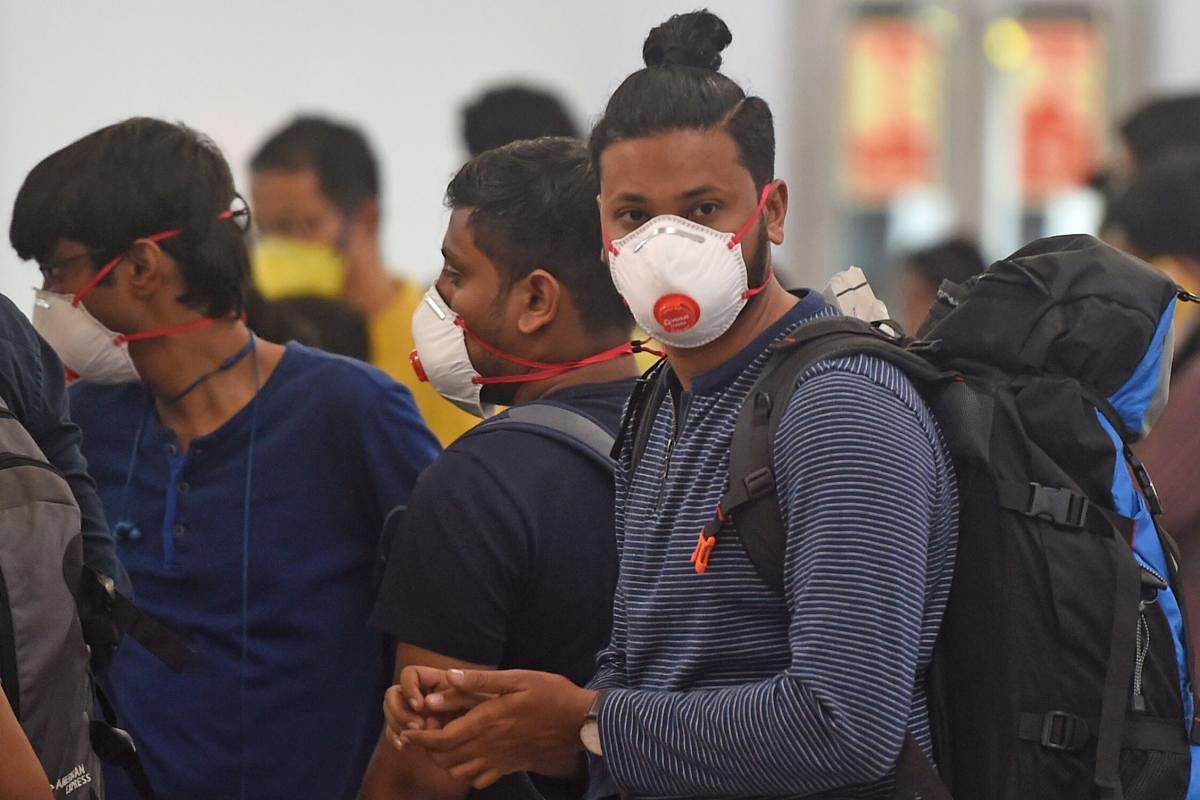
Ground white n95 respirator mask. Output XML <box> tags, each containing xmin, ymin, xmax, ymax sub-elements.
<box><xmin>605</xmin><ymin>184</ymin><xmax>775</xmax><ymax>349</ymax></box>
<box><xmin>33</xmin><ymin>290</ymin><xmax>140</xmax><ymax>384</ymax></box>
<box><xmin>410</xmin><ymin>286</ymin><xmax>643</xmax><ymax>418</ymax></box>
<box><xmin>410</xmin><ymin>288</ymin><xmax>496</xmax><ymax>419</ymax></box>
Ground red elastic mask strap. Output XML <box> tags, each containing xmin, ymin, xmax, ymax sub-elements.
<box><xmin>728</xmin><ymin>183</ymin><xmax>774</xmax><ymax>249</ymax></box>
<box><xmin>72</xmin><ymin>210</ymin><xmax>240</xmax><ymax>306</ymax></box>
<box><xmin>455</xmin><ymin>318</ymin><xmax>639</xmax><ymax>385</ymax></box>
<box><xmin>741</xmin><ymin>265</ymin><xmax>775</xmax><ymax>300</ymax></box>
<box><xmin>113</xmin><ymin>311</ymin><xmax>243</xmax><ymax>346</ymax></box>
<box><xmin>602</xmin><ymin>225</ymin><xmax>620</xmax><ymax>257</ymax></box>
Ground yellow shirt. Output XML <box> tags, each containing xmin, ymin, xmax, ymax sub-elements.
<box><xmin>369</xmin><ymin>281</ymin><xmax>477</xmax><ymax>445</ymax></box>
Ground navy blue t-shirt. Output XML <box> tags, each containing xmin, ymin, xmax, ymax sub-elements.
<box><xmin>371</xmin><ymin>379</ymin><xmax>633</xmax><ymax>799</ymax></box>
<box><xmin>71</xmin><ymin>343</ymin><xmax>440</xmax><ymax>800</ymax></box>
<box><xmin>0</xmin><ymin>292</ymin><xmax>127</xmax><ymax>593</ymax></box>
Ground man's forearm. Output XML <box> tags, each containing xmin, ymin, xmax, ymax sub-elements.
<box><xmin>598</xmin><ymin>673</ymin><xmax>912</xmax><ymax>798</ymax></box>
<box><xmin>359</xmin><ymin>730</ymin><xmax>468</xmax><ymax>800</ymax></box>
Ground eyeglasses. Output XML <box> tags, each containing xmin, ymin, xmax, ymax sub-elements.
<box><xmin>37</xmin><ymin>196</ymin><xmax>252</xmax><ymax>295</ymax></box>
<box><xmin>37</xmin><ymin>248</ymin><xmax>110</xmax><ymax>283</ymax></box>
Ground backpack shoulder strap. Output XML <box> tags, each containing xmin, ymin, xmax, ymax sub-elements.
<box><xmin>462</xmin><ymin>402</ymin><xmax>617</xmax><ymax>472</ymax></box>
<box><xmin>724</xmin><ymin>317</ymin><xmax>945</xmax><ymax>594</ymax></box>
<box><xmin>611</xmin><ymin>356</ymin><xmax>672</xmax><ymax>472</ymax></box>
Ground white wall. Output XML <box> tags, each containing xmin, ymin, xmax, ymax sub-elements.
<box><xmin>1149</xmin><ymin>0</ymin><xmax>1200</xmax><ymax>92</ymax></box>
<box><xmin>0</xmin><ymin>0</ymin><xmax>800</xmax><ymax>316</ymax></box>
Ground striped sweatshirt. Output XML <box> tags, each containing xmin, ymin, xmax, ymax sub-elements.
<box><xmin>589</xmin><ymin>292</ymin><xmax>958</xmax><ymax>799</ymax></box>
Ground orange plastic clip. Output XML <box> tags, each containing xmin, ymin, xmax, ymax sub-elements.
<box><xmin>691</xmin><ymin>530</ymin><xmax>717</xmax><ymax>574</ymax></box>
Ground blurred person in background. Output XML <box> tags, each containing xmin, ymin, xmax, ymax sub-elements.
<box><xmin>9</xmin><ymin>117</ymin><xmax>440</xmax><ymax>800</ymax></box>
<box><xmin>1098</xmin><ymin>92</ymin><xmax>1200</xmax><ymax>242</ymax></box>
<box><xmin>1111</xmin><ymin>148</ymin><xmax>1200</xmax><ymax>374</ymax></box>
<box><xmin>243</xmin><ymin>287</ymin><xmax>370</xmax><ymax>362</ymax></box>
<box><xmin>1113</xmin><ymin>147</ymin><xmax>1200</xmax><ymax>669</ymax></box>
<box><xmin>250</xmin><ymin>115</ymin><xmax>474</xmax><ymax>444</ymax></box>
<box><xmin>897</xmin><ymin>237</ymin><xmax>986</xmax><ymax>335</ymax></box>
<box><xmin>1118</xmin><ymin>93</ymin><xmax>1200</xmax><ymax>177</ymax></box>
<box><xmin>462</xmin><ymin>85</ymin><xmax>579</xmax><ymax>157</ymax></box>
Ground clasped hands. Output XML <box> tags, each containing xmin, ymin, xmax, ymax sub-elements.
<box><xmin>383</xmin><ymin>666</ymin><xmax>598</xmax><ymax>790</ymax></box>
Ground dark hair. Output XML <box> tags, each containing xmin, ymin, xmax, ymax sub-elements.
<box><xmin>446</xmin><ymin>137</ymin><xmax>632</xmax><ymax>336</ymax></box>
<box><xmin>1119</xmin><ymin>94</ymin><xmax>1200</xmax><ymax>169</ymax></box>
<box><xmin>904</xmin><ymin>237</ymin><xmax>987</xmax><ymax>287</ymax></box>
<box><xmin>244</xmin><ymin>288</ymin><xmax>370</xmax><ymax>361</ymax></box>
<box><xmin>250</xmin><ymin>115</ymin><xmax>379</xmax><ymax>214</ymax></box>
<box><xmin>1111</xmin><ymin>148</ymin><xmax>1200</xmax><ymax>263</ymax></box>
<box><xmin>463</xmin><ymin>85</ymin><xmax>580</xmax><ymax>157</ymax></box>
<box><xmin>10</xmin><ymin>117</ymin><xmax>248</xmax><ymax>317</ymax></box>
<box><xmin>589</xmin><ymin>10</ymin><xmax>775</xmax><ymax>188</ymax></box>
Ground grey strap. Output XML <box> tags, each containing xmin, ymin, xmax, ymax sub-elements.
<box><xmin>490</xmin><ymin>404</ymin><xmax>616</xmax><ymax>467</ymax></box>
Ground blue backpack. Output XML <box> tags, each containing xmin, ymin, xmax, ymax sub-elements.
<box><xmin>626</xmin><ymin>234</ymin><xmax>1199</xmax><ymax>799</ymax></box>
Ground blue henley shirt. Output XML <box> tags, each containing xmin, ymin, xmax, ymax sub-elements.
<box><xmin>71</xmin><ymin>343</ymin><xmax>440</xmax><ymax>800</ymax></box>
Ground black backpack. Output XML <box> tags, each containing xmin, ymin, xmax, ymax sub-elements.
<box><xmin>0</xmin><ymin>398</ymin><xmax>190</xmax><ymax>800</ymax></box>
<box><xmin>623</xmin><ymin>234</ymin><xmax>1199</xmax><ymax>800</ymax></box>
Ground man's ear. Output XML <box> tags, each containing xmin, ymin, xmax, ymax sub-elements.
<box><xmin>123</xmin><ymin>239</ymin><xmax>171</xmax><ymax>300</ymax></box>
<box><xmin>357</xmin><ymin>197</ymin><xmax>381</xmax><ymax>238</ymax></box>
<box><xmin>516</xmin><ymin>269</ymin><xmax>561</xmax><ymax>336</ymax></box>
<box><xmin>764</xmin><ymin>179</ymin><xmax>788</xmax><ymax>246</ymax></box>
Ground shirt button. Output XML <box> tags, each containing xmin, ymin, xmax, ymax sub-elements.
<box><xmin>177</xmin><ymin>482</ymin><xmax>190</xmax><ymax>495</ymax></box>
<box><xmin>173</xmin><ymin>523</ymin><xmax>187</xmax><ymax>537</ymax></box>
<box><xmin>165</xmin><ymin>443</ymin><xmax>177</xmax><ymax>456</ymax></box>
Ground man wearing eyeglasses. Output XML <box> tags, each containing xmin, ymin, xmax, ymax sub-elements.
<box><xmin>9</xmin><ymin>117</ymin><xmax>441</xmax><ymax>800</ymax></box>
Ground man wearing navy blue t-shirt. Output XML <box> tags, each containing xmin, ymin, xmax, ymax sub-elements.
<box><xmin>360</xmin><ymin>137</ymin><xmax>638</xmax><ymax>800</ymax></box>
<box><xmin>8</xmin><ymin>118</ymin><xmax>440</xmax><ymax>800</ymax></box>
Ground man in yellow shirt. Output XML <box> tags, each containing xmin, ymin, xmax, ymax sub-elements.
<box><xmin>249</xmin><ymin>116</ymin><xmax>475</xmax><ymax>444</ymax></box>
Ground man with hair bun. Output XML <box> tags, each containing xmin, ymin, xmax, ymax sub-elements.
<box><xmin>386</xmin><ymin>11</ymin><xmax>957</xmax><ymax>800</ymax></box>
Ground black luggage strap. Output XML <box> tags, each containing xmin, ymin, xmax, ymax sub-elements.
<box><xmin>996</xmin><ymin>480</ymin><xmax>1136</xmax><ymax>540</ymax></box>
<box><xmin>1017</xmin><ymin>711</ymin><xmax>1189</xmax><ymax>755</ymax></box>
<box><xmin>91</xmin><ymin>721</ymin><xmax>156</xmax><ymax>800</ymax></box>
<box><xmin>1096</xmin><ymin>538</ymin><xmax>1143</xmax><ymax>800</ymax></box>
<box><xmin>996</xmin><ymin>480</ymin><xmax>1091</xmax><ymax>528</ymax></box>
<box><xmin>708</xmin><ymin>314</ymin><xmax>953</xmax><ymax>590</ymax></box>
<box><xmin>92</xmin><ymin>686</ymin><xmax>157</xmax><ymax>800</ymax></box>
<box><xmin>1017</xmin><ymin>711</ymin><xmax>1090</xmax><ymax>752</ymax></box>
<box><xmin>1122</xmin><ymin>716</ymin><xmax>1191</xmax><ymax>754</ymax></box>
<box><xmin>892</xmin><ymin>731</ymin><xmax>953</xmax><ymax>800</ymax></box>
<box><xmin>83</xmin><ymin>568</ymin><xmax>190</xmax><ymax>673</ymax></box>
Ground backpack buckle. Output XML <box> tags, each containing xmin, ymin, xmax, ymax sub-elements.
<box><xmin>691</xmin><ymin>529</ymin><xmax>717</xmax><ymax>574</ymax></box>
<box><xmin>1028</xmin><ymin>483</ymin><xmax>1089</xmax><ymax>528</ymax></box>
<box><xmin>743</xmin><ymin>467</ymin><xmax>775</xmax><ymax>500</ymax></box>
<box><xmin>97</xmin><ymin>572</ymin><xmax>117</xmax><ymax>602</ymax></box>
<box><xmin>1040</xmin><ymin>711</ymin><xmax>1089</xmax><ymax>752</ymax></box>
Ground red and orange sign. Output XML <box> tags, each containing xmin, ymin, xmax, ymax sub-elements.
<box><xmin>1018</xmin><ymin>18</ymin><xmax>1105</xmax><ymax>203</ymax></box>
<box><xmin>842</xmin><ymin>16</ymin><xmax>944</xmax><ymax>205</ymax></box>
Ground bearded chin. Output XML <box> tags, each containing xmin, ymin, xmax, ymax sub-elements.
<box><xmin>744</xmin><ymin>219</ymin><xmax>772</xmax><ymax>288</ymax></box>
